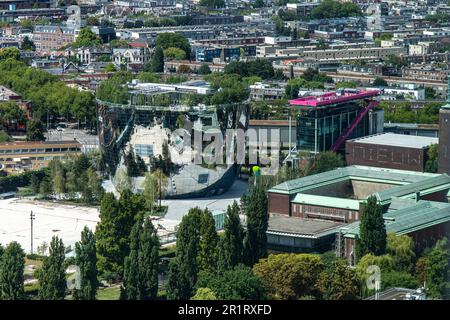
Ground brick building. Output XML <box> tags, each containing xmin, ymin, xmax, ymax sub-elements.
<box><xmin>345</xmin><ymin>133</ymin><xmax>438</xmax><ymax>172</ymax></box>
<box><xmin>33</xmin><ymin>25</ymin><xmax>76</xmax><ymax>55</ymax></box>
<box><xmin>267</xmin><ymin>166</ymin><xmax>450</xmax><ymax>254</ymax></box>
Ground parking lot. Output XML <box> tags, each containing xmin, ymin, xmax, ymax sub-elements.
<box><xmin>0</xmin><ymin>198</ymin><xmax>99</xmax><ymax>254</ymax></box>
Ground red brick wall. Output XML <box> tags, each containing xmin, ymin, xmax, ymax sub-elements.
<box><xmin>268</xmin><ymin>192</ymin><xmax>291</xmax><ymax>216</ymax></box>
<box><xmin>346</xmin><ymin>141</ymin><xmax>426</xmax><ymax>172</ymax></box>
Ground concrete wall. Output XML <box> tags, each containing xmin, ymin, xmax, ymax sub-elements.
<box><xmin>351</xmin><ymin>180</ymin><xmax>396</xmax><ymax>199</ymax></box>
<box><xmin>303</xmin><ymin>180</ymin><xmax>353</xmax><ymax>198</ymax></box>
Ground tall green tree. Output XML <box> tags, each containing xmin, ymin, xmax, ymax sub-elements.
<box><xmin>0</xmin><ymin>242</ymin><xmax>25</xmax><ymax>300</ymax></box>
<box><xmin>121</xmin><ymin>215</ymin><xmax>160</xmax><ymax>300</ymax></box>
<box><xmin>356</xmin><ymin>195</ymin><xmax>387</xmax><ymax>259</ymax></box>
<box><xmin>198</xmin><ymin>209</ymin><xmax>219</xmax><ymax>273</ymax></box>
<box><xmin>73</xmin><ymin>227</ymin><xmax>99</xmax><ymax>300</ymax></box>
<box><xmin>416</xmin><ymin>238</ymin><xmax>449</xmax><ymax>299</ymax></box>
<box><xmin>72</xmin><ymin>28</ymin><xmax>102</xmax><ymax>48</ymax></box>
<box><xmin>26</xmin><ymin>119</ymin><xmax>45</xmax><ymax>141</ymax></box>
<box><xmin>95</xmin><ymin>193</ymin><xmax>122</xmax><ymax>280</ymax></box>
<box><xmin>242</xmin><ymin>187</ymin><xmax>268</xmax><ymax>266</ymax></box>
<box><xmin>121</xmin><ymin>220</ymin><xmax>142</xmax><ymax>300</ymax></box>
<box><xmin>167</xmin><ymin>208</ymin><xmax>202</xmax><ymax>299</ymax></box>
<box><xmin>38</xmin><ymin>236</ymin><xmax>66</xmax><ymax>300</ymax></box>
<box><xmin>21</xmin><ymin>36</ymin><xmax>36</xmax><ymax>51</ymax></box>
<box><xmin>145</xmin><ymin>46</ymin><xmax>164</xmax><ymax>73</ymax></box>
<box><xmin>138</xmin><ymin>218</ymin><xmax>160</xmax><ymax>300</ymax></box>
<box><xmin>218</xmin><ymin>201</ymin><xmax>244</xmax><ymax>270</ymax></box>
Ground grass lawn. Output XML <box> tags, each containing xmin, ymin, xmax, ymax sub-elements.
<box><xmin>97</xmin><ymin>286</ymin><xmax>121</xmax><ymax>300</ymax></box>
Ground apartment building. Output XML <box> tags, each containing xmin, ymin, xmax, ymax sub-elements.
<box><xmin>33</xmin><ymin>25</ymin><xmax>76</xmax><ymax>55</ymax></box>
<box><xmin>402</xmin><ymin>65</ymin><xmax>449</xmax><ymax>82</ymax></box>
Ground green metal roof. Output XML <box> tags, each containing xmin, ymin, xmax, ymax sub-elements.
<box><xmin>376</xmin><ymin>174</ymin><xmax>450</xmax><ymax>204</ymax></box>
<box><xmin>340</xmin><ymin>199</ymin><xmax>450</xmax><ymax>238</ymax></box>
<box><xmin>268</xmin><ymin>165</ymin><xmax>450</xmax><ymax>204</ymax></box>
<box><xmin>292</xmin><ymin>193</ymin><xmax>362</xmax><ymax>210</ymax></box>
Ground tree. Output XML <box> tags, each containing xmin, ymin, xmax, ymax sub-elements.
<box><xmin>356</xmin><ymin>195</ymin><xmax>387</xmax><ymax>258</ymax></box>
<box><xmin>0</xmin><ymin>102</ymin><xmax>25</xmax><ymax>126</ymax></box>
<box><xmin>39</xmin><ymin>177</ymin><xmax>52</xmax><ymax>197</ymax></box>
<box><xmin>196</xmin><ymin>265</ymin><xmax>266</xmax><ymax>300</ymax></box>
<box><xmin>425</xmin><ymin>87</ymin><xmax>437</xmax><ymax>99</ymax></box>
<box><xmin>73</xmin><ymin>227</ymin><xmax>98</xmax><ymax>300</ymax></box>
<box><xmin>145</xmin><ymin>46</ymin><xmax>164</xmax><ymax>73</ymax></box>
<box><xmin>178</xmin><ymin>64</ymin><xmax>191</xmax><ymax>74</ymax></box>
<box><xmin>311</xmin><ymin>0</ymin><xmax>361</xmax><ymax>19</ymax></box>
<box><xmin>95</xmin><ymin>192</ymin><xmax>123</xmax><ymax>280</ymax></box>
<box><xmin>86</xmin><ymin>16</ymin><xmax>100</xmax><ymax>26</ymax></box>
<box><xmin>217</xmin><ymin>201</ymin><xmax>244</xmax><ymax>271</ymax></box>
<box><xmin>163</xmin><ymin>47</ymin><xmax>186</xmax><ymax>60</ymax></box>
<box><xmin>198</xmin><ymin>63</ymin><xmax>211</xmax><ymax>75</ymax></box>
<box><xmin>52</xmin><ymin>164</ymin><xmax>66</xmax><ymax>195</ymax></box>
<box><xmin>386</xmin><ymin>233</ymin><xmax>416</xmax><ymax>273</ymax></box>
<box><xmin>425</xmin><ymin>144</ymin><xmax>438</xmax><ymax>173</ymax></box>
<box><xmin>121</xmin><ymin>220</ymin><xmax>142</xmax><ymax>300</ymax></box>
<box><xmin>0</xmin><ymin>47</ymin><xmax>20</xmax><ymax>61</ymax></box>
<box><xmin>242</xmin><ymin>187</ymin><xmax>268</xmax><ymax>266</ymax></box>
<box><xmin>21</xmin><ymin>36</ymin><xmax>36</xmax><ymax>51</ymax></box>
<box><xmin>0</xmin><ymin>242</ymin><xmax>25</xmax><ymax>300</ymax></box>
<box><xmin>0</xmin><ymin>130</ymin><xmax>10</xmax><ymax>142</ymax></box>
<box><xmin>381</xmin><ymin>271</ymin><xmax>419</xmax><ymax>291</ymax></box>
<box><xmin>38</xmin><ymin>236</ymin><xmax>67</xmax><ymax>300</ymax></box>
<box><xmin>417</xmin><ymin>238</ymin><xmax>449</xmax><ymax>299</ymax></box>
<box><xmin>198</xmin><ymin>0</ymin><xmax>225</xmax><ymax>9</ymax></box>
<box><xmin>191</xmin><ymin>287</ymin><xmax>218</xmax><ymax>300</ymax></box>
<box><xmin>317</xmin><ymin>259</ymin><xmax>359</xmax><ymax>300</ymax></box>
<box><xmin>373</xmin><ymin>77</ymin><xmax>388</xmax><ymax>87</ymax></box>
<box><xmin>29</xmin><ymin>173</ymin><xmax>40</xmax><ymax>194</ymax></box>
<box><xmin>72</xmin><ymin>28</ymin><xmax>102</xmax><ymax>48</ymax></box>
<box><xmin>138</xmin><ymin>218</ymin><xmax>160</xmax><ymax>300</ymax></box>
<box><xmin>155</xmin><ymin>33</ymin><xmax>190</xmax><ymax>58</ymax></box>
<box><xmin>167</xmin><ymin>208</ymin><xmax>202</xmax><ymax>300</ymax></box>
<box><xmin>253</xmin><ymin>253</ymin><xmax>324</xmax><ymax>299</ymax></box>
<box><xmin>104</xmin><ymin>63</ymin><xmax>117</xmax><ymax>73</ymax></box>
<box><xmin>336</xmin><ymin>81</ymin><xmax>358</xmax><ymax>89</ymax></box>
<box><xmin>114</xmin><ymin>167</ymin><xmax>132</xmax><ymax>194</ymax></box>
<box><xmin>307</xmin><ymin>151</ymin><xmax>344</xmax><ymax>175</ymax></box>
<box><xmin>26</xmin><ymin>119</ymin><xmax>45</xmax><ymax>141</ymax></box>
<box><xmin>198</xmin><ymin>209</ymin><xmax>219</xmax><ymax>273</ymax></box>
<box><xmin>143</xmin><ymin>172</ymin><xmax>159</xmax><ymax>212</ymax></box>
<box><xmin>301</xmin><ymin>68</ymin><xmax>333</xmax><ymax>83</ymax></box>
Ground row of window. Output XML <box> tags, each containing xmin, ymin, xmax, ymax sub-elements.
<box><xmin>0</xmin><ymin>155</ymin><xmax>69</xmax><ymax>162</ymax></box>
<box><xmin>0</xmin><ymin>147</ymin><xmax>80</xmax><ymax>154</ymax></box>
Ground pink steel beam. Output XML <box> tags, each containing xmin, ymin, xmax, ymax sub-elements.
<box><xmin>330</xmin><ymin>100</ymin><xmax>380</xmax><ymax>152</ymax></box>
<box><xmin>289</xmin><ymin>90</ymin><xmax>380</xmax><ymax>107</ymax></box>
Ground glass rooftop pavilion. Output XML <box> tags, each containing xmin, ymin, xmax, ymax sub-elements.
<box><xmin>289</xmin><ymin>89</ymin><xmax>382</xmax><ymax>153</ymax></box>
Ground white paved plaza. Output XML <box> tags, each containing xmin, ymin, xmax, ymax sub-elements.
<box><xmin>0</xmin><ymin>198</ymin><xmax>99</xmax><ymax>254</ymax></box>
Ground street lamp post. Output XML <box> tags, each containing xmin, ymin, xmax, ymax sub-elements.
<box><xmin>30</xmin><ymin>211</ymin><xmax>35</xmax><ymax>254</ymax></box>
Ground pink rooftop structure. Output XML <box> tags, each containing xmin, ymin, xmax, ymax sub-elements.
<box><xmin>289</xmin><ymin>89</ymin><xmax>380</xmax><ymax>107</ymax></box>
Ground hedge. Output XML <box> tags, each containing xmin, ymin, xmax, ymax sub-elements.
<box><xmin>0</xmin><ymin>167</ymin><xmax>48</xmax><ymax>193</ymax></box>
